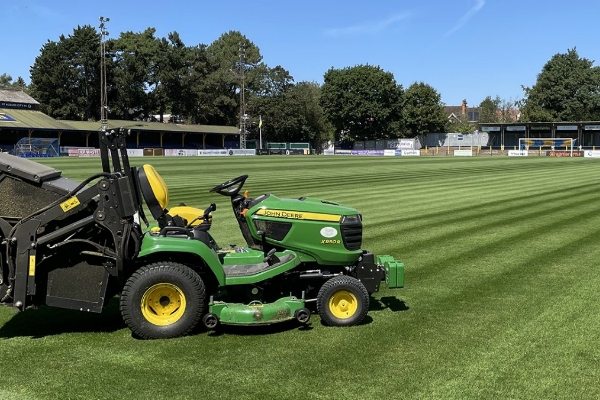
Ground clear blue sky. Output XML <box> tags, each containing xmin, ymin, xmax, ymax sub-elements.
<box><xmin>2</xmin><ymin>0</ymin><xmax>600</xmax><ymax>107</ymax></box>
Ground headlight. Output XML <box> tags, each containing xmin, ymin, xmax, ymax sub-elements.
<box><xmin>341</xmin><ymin>214</ymin><xmax>362</xmax><ymax>224</ymax></box>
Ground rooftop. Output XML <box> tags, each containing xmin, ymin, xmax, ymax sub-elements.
<box><xmin>0</xmin><ymin>89</ymin><xmax>40</xmax><ymax>105</ymax></box>
<box><xmin>0</xmin><ymin>90</ymin><xmax>238</xmax><ymax>135</ymax></box>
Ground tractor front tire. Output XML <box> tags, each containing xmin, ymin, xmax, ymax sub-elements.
<box><xmin>120</xmin><ymin>262</ymin><xmax>206</xmax><ymax>339</ymax></box>
<box><xmin>316</xmin><ymin>275</ymin><xmax>369</xmax><ymax>327</ymax></box>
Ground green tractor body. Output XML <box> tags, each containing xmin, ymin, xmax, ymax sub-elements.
<box><xmin>242</xmin><ymin>195</ymin><xmax>364</xmax><ymax>266</ymax></box>
<box><xmin>0</xmin><ymin>129</ymin><xmax>404</xmax><ymax>339</ymax></box>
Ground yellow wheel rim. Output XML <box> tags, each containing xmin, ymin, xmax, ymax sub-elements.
<box><xmin>328</xmin><ymin>290</ymin><xmax>358</xmax><ymax>319</ymax></box>
<box><xmin>141</xmin><ymin>283</ymin><xmax>186</xmax><ymax>326</ymax></box>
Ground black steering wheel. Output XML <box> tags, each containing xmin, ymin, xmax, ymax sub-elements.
<box><xmin>209</xmin><ymin>174</ymin><xmax>249</xmax><ymax>197</ymax></box>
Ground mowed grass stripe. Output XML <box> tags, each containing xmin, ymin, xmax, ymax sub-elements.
<box><xmin>363</xmin><ymin>182</ymin><xmax>595</xmax><ymax>232</ymax></box>
<box><xmin>354</xmin><ymin>214</ymin><xmax>600</xmax><ymax>398</ymax></box>
<box><xmin>13</xmin><ymin>155</ymin><xmax>598</xmax><ymax>400</ymax></box>
<box><xmin>396</xmin><ymin>225</ymin><xmax>600</xmax><ymax>398</ymax></box>
<box><xmin>366</xmin><ymin>183</ymin><xmax>598</xmax><ymax>248</ymax></box>
<box><xmin>380</xmin><ymin>200</ymin><xmax>599</xmax><ymax>306</ymax></box>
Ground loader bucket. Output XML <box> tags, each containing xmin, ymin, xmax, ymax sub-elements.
<box><xmin>0</xmin><ymin>153</ymin><xmax>80</xmax><ymax>220</ymax></box>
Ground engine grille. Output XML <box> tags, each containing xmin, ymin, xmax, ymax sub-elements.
<box><xmin>341</xmin><ymin>221</ymin><xmax>362</xmax><ymax>250</ymax></box>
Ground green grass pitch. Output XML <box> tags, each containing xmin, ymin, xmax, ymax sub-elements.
<box><xmin>1</xmin><ymin>155</ymin><xmax>600</xmax><ymax>400</ymax></box>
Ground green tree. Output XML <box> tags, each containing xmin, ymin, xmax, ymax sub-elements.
<box><xmin>291</xmin><ymin>82</ymin><xmax>335</xmax><ymax>151</ymax></box>
<box><xmin>0</xmin><ymin>73</ymin><xmax>12</xmax><ymax>88</ymax></box>
<box><xmin>478</xmin><ymin>96</ymin><xmax>500</xmax><ymax>123</ymax></box>
<box><xmin>254</xmin><ymin>65</ymin><xmax>294</xmax><ymax>97</ymax></box>
<box><xmin>521</xmin><ymin>48</ymin><xmax>600</xmax><ymax>122</ymax></box>
<box><xmin>0</xmin><ymin>74</ymin><xmax>27</xmax><ymax>90</ymax></box>
<box><xmin>30</xmin><ymin>25</ymin><xmax>100</xmax><ymax>120</ymax></box>
<box><xmin>111</xmin><ymin>28</ymin><xmax>163</xmax><ymax>120</ymax></box>
<box><xmin>252</xmin><ymin>82</ymin><xmax>334</xmax><ymax>151</ymax></box>
<box><xmin>402</xmin><ymin>82</ymin><xmax>446</xmax><ymax>136</ymax></box>
<box><xmin>320</xmin><ymin>65</ymin><xmax>403</xmax><ymax>141</ymax></box>
<box><xmin>150</xmin><ymin>32</ymin><xmax>193</xmax><ymax>122</ymax></box>
<box><xmin>177</xmin><ymin>44</ymin><xmax>210</xmax><ymax>124</ymax></box>
<box><xmin>446</xmin><ymin>113</ymin><xmax>475</xmax><ymax>134</ymax></box>
<box><xmin>479</xmin><ymin>95</ymin><xmax>519</xmax><ymax>123</ymax></box>
<box><xmin>195</xmin><ymin>31</ymin><xmax>264</xmax><ymax>126</ymax></box>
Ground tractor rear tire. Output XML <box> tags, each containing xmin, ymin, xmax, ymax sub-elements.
<box><xmin>316</xmin><ymin>275</ymin><xmax>369</xmax><ymax>327</ymax></box>
<box><xmin>120</xmin><ymin>262</ymin><xmax>206</xmax><ymax>339</ymax></box>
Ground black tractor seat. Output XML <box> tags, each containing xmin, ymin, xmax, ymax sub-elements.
<box><xmin>137</xmin><ymin>164</ymin><xmax>207</xmax><ymax>228</ymax></box>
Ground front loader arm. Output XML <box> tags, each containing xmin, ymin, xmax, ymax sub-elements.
<box><xmin>4</xmin><ymin>128</ymin><xmax>144</xmax><ymax>311</ymax></box>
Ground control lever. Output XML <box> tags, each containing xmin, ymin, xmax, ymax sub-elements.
<box><xmin>186</xmin><ymin>203</ymin><xmax>216</xmax><ymax>228</ymax></box>
<box><xmin>263</xmin><ymin>248</ymin><xmax>277</xmax><ymax>264</ymax></box>
<box><xmin>256</xmin><ymin>230</ymin><xmax>267</xmax><ymax>252</ymax></box>
<box><xmin>204</xmin><ymin>202</ymin><xmax>217</xmax><ymax>217</ymax></box>
<box><xmin>256</xmin><ymin>231</ymin><xmax>278</xmax><ymax>264</ymax></box>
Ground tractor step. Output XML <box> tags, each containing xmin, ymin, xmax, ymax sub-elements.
<box><xmin>223</xmin><ymin>253</ymin><xmax>295</xmax><ymax>277</ymax></box>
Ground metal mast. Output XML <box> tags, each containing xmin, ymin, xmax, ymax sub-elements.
<box><xmin>238</xmin><ymin>44</ymin><xmax>246</xmax><ymax>149</ymax></box>
<box><xmin>99</xmin><ymin>16</ymin><xmax>110</xmax><ymax>132</ymax></box>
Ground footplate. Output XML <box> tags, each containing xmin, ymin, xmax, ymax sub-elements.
<box><xmin>223</xmin><ymin>253</ymin><xmax>295</xmax><ymax>277</ymax></box>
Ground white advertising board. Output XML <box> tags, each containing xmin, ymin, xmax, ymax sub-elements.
<box><xmin>229</xmin><ymin>149</ymin><xmax>256</xmax><ymax>156</ymax></box>
<box><xmin>78</xmin><ymin>148</ymin><xmax>101</xmax><ymax>157</ymax></box>
<box><xmin>508</xmin><ymin>150</ymin><xmax>528</xmax><ymax>157</ymax></box>
<box><xmin>126</xmin><ymin>149</ymin><xmax>144</xmax><ymax>157</ymax></box>
<box><xmin>401</xmin><ymin>150</ymin><xmax>420</xmax><ymax>156</ymax></box>
<box><xmin>198</xmin><ymin>149</ymin><xmax>228</xmax><ymax>156</ymax></box>
<box><xmin>68</xmin><ymin>148</ymin><xmax>143</xmax><ymax>157</ymax></box>
<box><xmin>584</xmin><ymin>150</ymin><xmax>600</xmax><ymax>158</ymax></box>
<box><xmin>165</xmin><ymin>149</ymin><xmax>199</xmax><ymax>156</ymax></box>
<box><xmin>454</xmin><ymin>149</ymin><xmax>473</xmax><ymax>157</ymax></box>
<box><xmin>399</xmin><ymin>140</ymin><xmax>414</xmax><ymax>149</ymax></box>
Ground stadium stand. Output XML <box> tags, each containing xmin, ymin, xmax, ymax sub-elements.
<box><xmin>0</xmin><ymin>89</ymin><xmax>239</xmax><ymax>155</ymax></box>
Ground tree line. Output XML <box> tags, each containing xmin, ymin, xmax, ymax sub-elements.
<box><xmin>2</xmin><ymin>24</ymin><xmax>600</xmax><ymax>149</ymax></box>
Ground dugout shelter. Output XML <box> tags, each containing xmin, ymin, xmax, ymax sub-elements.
<box><xmin>480</xmin><ymin>122</ymin><xmax>600</xmax><ymax>149</ymax></box>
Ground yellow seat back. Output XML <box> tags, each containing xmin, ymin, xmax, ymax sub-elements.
<box><xmin>138</xmin><ymin>164</ymin><xmax>169</xmax><ymax>220</ymax></box>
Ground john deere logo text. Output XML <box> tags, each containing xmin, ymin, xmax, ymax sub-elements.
<box><xmin>255</xmin><ymin>209</ymin><xmax>341</xmax><ymax>222</ymax></box>
<box><xmin>262</xmin><ymin>210</ymin><xmax>304</xmax><ymax>219</ymax></box>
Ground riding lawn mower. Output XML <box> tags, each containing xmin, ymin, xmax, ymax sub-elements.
<box><xmin>0</xmin><ymin>128</ymin><xmax>404</xmax><ymax>339</ymax></box>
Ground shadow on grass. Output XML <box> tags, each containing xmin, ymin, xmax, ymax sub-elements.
<box><xmin>0</xmin><ymin>298</ymin><xmax>125</xmax><ymax>339</ymax></box>
<box><xmin>0</xmin><ymin>296</ymin><xmax>409</xmax><ymax>339</ymax></box>
<box><xmin>369</xmin><ymin>296</ymin><xmax>409</xmax><ymax>312</ymax></box>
